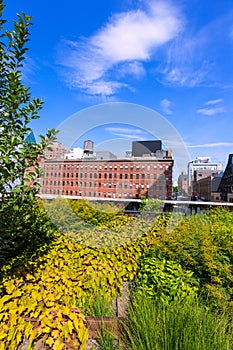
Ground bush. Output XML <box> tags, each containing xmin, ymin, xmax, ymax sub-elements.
<box><xmin>136</xmin><ymin>254</ymin><xmax>198</xmax><ymax>303</ymax></box>
<box><xmin>146</xmin><ymin>208</ymin><xmax>233</xmax><ymax>310</ymax></box>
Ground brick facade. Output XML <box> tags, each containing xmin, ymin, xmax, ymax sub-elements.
<box><xmin>41</xmin><ymin>157</ymin><xmax>173</xmax><ymax>200</ymax></box>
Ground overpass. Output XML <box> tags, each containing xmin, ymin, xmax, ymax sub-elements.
<box><xmin>39</xmin><ymin>194</ymin><xmax>233</xmax><ymax>214</ymax></box>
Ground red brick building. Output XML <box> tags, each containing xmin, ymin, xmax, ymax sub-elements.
<box><xmin>40</xmin><ymin>149</ymin><xmax>173</xmax><ymax>200</ymax></box>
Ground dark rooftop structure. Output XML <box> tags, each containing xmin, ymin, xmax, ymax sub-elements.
<box><xmin>132</xmin><ymin>140</ymin><xmax>162</xmax><ymax>157</ymax></box>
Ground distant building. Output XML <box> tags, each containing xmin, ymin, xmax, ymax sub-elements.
<box><xmin>177</xmin><ymin>172</ymin><xmax>188</xmax><ymax>195</ymax></box>
<box><xmin>40</xmin><ymin>140</ymin><xmax>174</xmax><ymax>200</ymax></box>
<box><xmin>192</xmin><ymin>171</ymin><xmax>223</xmax><ymax>201</ymax></box>
<box><xmin>43</xmin><ymin>140</ymin><xmax>70</xmax><ymax>160</ymax></box>
<box><xmin>188</xmin><ymin>156</ymin><xmax>222</xmax><ymax>194</ymax></box>
<box><xmin>218</xmin><ymin>154</ymin><xmax>233</xmax><ymax>202</ymax></box>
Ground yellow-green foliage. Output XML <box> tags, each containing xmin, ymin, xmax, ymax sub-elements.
<box><xmin>136</xmin><ymin>255</ymin><xmax>198</xmax><ymax>303</ymax></box>
<box><xmin>0</xmin><ymin>228</ymin><xmax>145</xmax><ymax>349</ymax></box>
<box><xmin>44</xmin><ymin>197</ymin><xmax>149</xmax><ymax>247</ymax></box>
<box><xmin>1</xmin><ymin>200</ymin><xmax>233</xmax><ymax>348</ymax></box>
<box><xmin>146</xmin><ymin>208</ymin><xmax>233</xmax><ymax>309</ymax></box>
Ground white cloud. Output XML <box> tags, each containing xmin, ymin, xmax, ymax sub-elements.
<box><xmin>106</xmin><ymin>126</ymin><xmax>147</xmax><ymax>134</ymax></box>
<box><xmin>188</xmin><ymin>142</ymin><xmax>233</xmax><ymax>148</ymax></box>
<box><xmin>197</xmin><ymin>106</ymin><xmax>226</xmax><ymax>116</ymax></box>
<box><xmin>158</xmin><ymin>32</ymin><xmax>212</xmax><ymax>87</ymax></box>
<box><xmin>93</xmin><ymin>2</ymin><xmax>182</xmax><ymax>62</ymax></box>
<box><xmin>57</xmin><ymin>1</ymin><xmax>183</xmax><ymax>95</ymax></box>
<box><xmin>105</xmin><ymin>126</ymin><xmax>150</xmax><ymax>139</ymax></box>
<box><xmin>205</xmin><ymin>98</ymin><xmax>222</xmax><ymax>105</ymax></box>
<box><xmin>160</xmin><ymin>98</ymin><xmax>172</xmax><ymax>115</ymax></box>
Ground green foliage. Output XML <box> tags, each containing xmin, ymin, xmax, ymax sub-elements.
<box><xmin>146</xmin><ymin>207</ymin><xmax>233</xmax><ymax>310</ymax></box>
<box><xmin>44</xmin><ymin>197</ymin><xmax>150</xmax><ymax>248</ymax></box>
<box><xmin>136</xmin><ymin>254</ymin><xmax>198</xmax><ymax>303</ymax></box>
<box><xmin>122</xmin><ymin>293</ymin><xmax>233</xmax><ymax>350</ymax></box>
<box><xmin>139</xmin><ymin>197</ymin><xmax>164</xmax><ymax>217</ymax></box>
<box><xmin>0</xmin><ymin>199</ymin><xmax>56</xmax><ymax>264</ymax></box>
<box><xmin>97</xmin><ymin>327</ymin><xmax>120</xmax><ymax>350</ymax></box>
<box><xmin>0</xmin><ymin>1</ymin><xmax>57</xmax><ymax>201</ymax></box>
<box><xmin>84</xmin><ymin>293</ymin><xmax>114</xmax><ymax>317</ymax></box>
<box><xmin>0</xmin><ymin>226</ymin><xmax>144</xmax><ymax>348</ymax></box>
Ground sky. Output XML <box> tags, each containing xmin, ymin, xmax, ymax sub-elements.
<box><xmin>3</xmin><ymin>0</ymin><xmax>233</xmax><ymax>179</ymax></box>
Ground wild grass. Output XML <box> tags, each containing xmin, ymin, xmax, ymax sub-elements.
<box><xmin>121</xmin><ymin>293</ymin><xmax>233</xmax><ymax>350</ymax></box>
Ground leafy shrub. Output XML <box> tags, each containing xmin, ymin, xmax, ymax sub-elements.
<box><xmin>136</xmin><ymin>254</ymin><xmax>198</xmax><ymax>303</ymax></box>
<box><xmin>146</xmin><ymin>208</ymin><xmax>233</xmax><ymax>310</ymax></box>
<box><xmin>0</xmin><ymin>198</ymin><xmax>56</xmax><ymax>267</ymax></box>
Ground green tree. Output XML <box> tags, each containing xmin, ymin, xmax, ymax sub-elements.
<box><xmin>0</xmin><ymin>0</ymin><xmax>56</xmax><ymax>201</ymax></box>
<box><xmin>0</xmin><ymin>1</ymin><xmax>57</xmax><ymax>262</ymax></box>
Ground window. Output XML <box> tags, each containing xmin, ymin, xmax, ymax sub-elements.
<box><xmin>76</xmin><ymin>173</ymin><xmax>79</xmax><ymax>178</ymax></box>
<box><xmin>141</xmin><ymin>174</ymin><xmax>145</xmax><ymax>180</ymax></box>
<box><xmin>104</xmin><ymin>173</ymin><xmax>107</xmax><ymax>179</ymax></box>
<box><xmin>130</xmin><ymin>174</ymin><xmax>133</xmax><ymax>179</ymax></box>
<box><xmin>120</xmin><ymin>174</ymin><xmax>123</xmax><ymax>179</ymax></box>
<box><xmin>125</xmin><ymin>174</ymin><xmax>128</xmax><ymax>179</ymax></box>
<box><xmin>147</xmin><ymin>165</ymin><xmax>150</xmax><ymax>171</ymax></box>
<box><xmin>109</xmin><ymin>173</ymin><xmax>112</xmax><ymax>179</ymax></box>
<box><xmin>99</xmin><ymin>173</ymin><xmax>101</xmax><ymax>179</ymax></box>
<box><xmin>136</xmin><ymin>174</ymin><xmax>139</xmax><ymax>179</ymax></box>
<box><xmin>147</xmin><ymin>174</ymin><xmax>150</xmax><ymax>180</ymax></box>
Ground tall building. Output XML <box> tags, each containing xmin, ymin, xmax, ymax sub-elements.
<box><xmin>188</xmin><ymin>156</ymin><xmax>222</xmax><ymax>194</ymax></box>
<box><xmin>218</xmin><ymin>154</ymin><xmax>233</xmax><ymax>202</ymax></box>
<box><xmin>40</xmin><ymin>140</ymin><xmax>174</xmax><ymax>200</ymax></box>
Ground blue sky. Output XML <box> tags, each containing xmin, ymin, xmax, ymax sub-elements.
<box><xmin>3</xmin><ymin>0</ymin><xmax>233</xmax><ymax>178</ymax></box>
